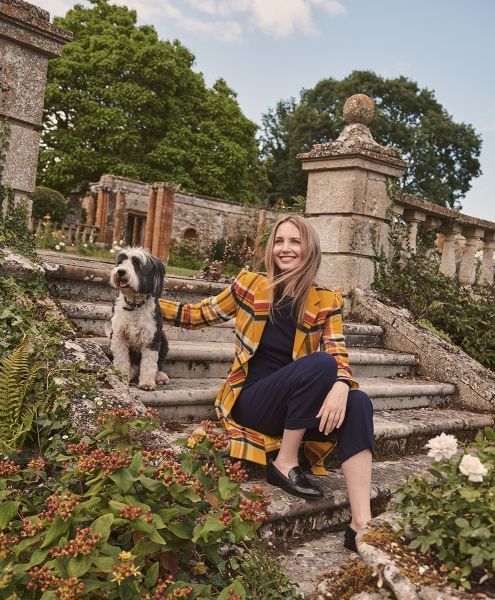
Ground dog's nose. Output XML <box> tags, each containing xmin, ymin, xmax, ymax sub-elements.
<box><xmin>117</xmin><ymin>269</ymin><xmax>126</xmax><ymax>277</ymax></box>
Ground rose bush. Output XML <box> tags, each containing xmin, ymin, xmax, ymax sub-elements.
<box><xmin>394</xmin><ymin>426</ymin><xmax>494</xmax><ymax>590</ymax></box>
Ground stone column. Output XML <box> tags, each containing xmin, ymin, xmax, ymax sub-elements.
<box><xmin>479</xmin><ymin>231</ymin><xmax>495</xmax><ymax>287</ymax></box>
<box><xmin>439</xmin><ymin>223</ymin><xmax>462</xmax><ymax>278</ymax></box>
<box><xmin>157</xmin><ymin>185</ymin><xmax>175</xmax><ymax>262</ymax></box>
<box><xmin>113</xmin><ymin>189</ymin><xmax>125</xmax><ymax>245</ymax></box>
<box><xmin>403</xmin><ymin>209</ymin><xmax>426</xmax><ymax>253</ymax></box>
<box><xmin>458</xmin><ymin>226</ymin><xmax>484</xmax><ymax>286</ymax></box>
<box><xmin>151</xmin><ymin>186</ymin><xmax>165</xmax><ymax>257</ymax></box>
<box><xmin>0</xmin><ymin>1</ymin><xmax>72</xmax><ymax>211</ymax></box>
<box><xmin>143</xmin><ymin>186</ymin><xmax>157</xmax><ymax>252</ymax></box>
<box><xmin>84</xmin><ymin>192</ymin><xmax>97</xmax><ymax>226</ymax></box>
<box><xmin>298</xmin><ymin>94</ymin><xmax>407</xmax><ymax>291</ymax></box>
<box><xmin>252</xmin><ymin>208</ymin><xmax>267</xmax><ymax>271</ymax></box>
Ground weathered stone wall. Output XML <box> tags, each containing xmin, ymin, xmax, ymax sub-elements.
<box><xmin>0</xmin><ymin>0</ymin><xmax>72</xmax><ymax>208</ymax></box>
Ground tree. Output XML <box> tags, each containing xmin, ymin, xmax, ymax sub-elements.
<box><xmin>260</xmin><ymin>71</ymin><xmax>482</xmax><ymax>209</ymax></box>
<box><xmin>31</xmin><ymin>186</ymin><xmax>69</xmax><ymax>224</ymax></box>
<box><xmin>38</xmin><ymin>0</ymin><xmax>264</xmax><ymax>203</ymax></box>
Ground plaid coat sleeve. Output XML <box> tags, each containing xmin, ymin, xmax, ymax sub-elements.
<box><xmin>319</xmin><ymin>290</ymin><xmax>359</xmax><ymax>389</ymax></box>
<box><xmin>159</xmin><ymin>272</ymin><xmax>246</xmax><ymax>329</ymax></box>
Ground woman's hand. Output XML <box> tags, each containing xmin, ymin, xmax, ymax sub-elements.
<box><xmin>316</xmin><ymin>381</ymin><xmax>350</xmax><ymax>434</ymax></box>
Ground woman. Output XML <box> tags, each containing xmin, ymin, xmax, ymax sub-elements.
<box><xmin>160</xmin><ymin>215</ymin><xmax>374</xmax><ymax>551</ymax></box>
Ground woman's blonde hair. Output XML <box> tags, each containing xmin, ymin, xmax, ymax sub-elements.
<box><xmin>264</xmin><ymin>214</ymin><xmax>321</xmax><ymax>326</ymax></box>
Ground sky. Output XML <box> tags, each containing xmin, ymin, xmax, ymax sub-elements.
<box><xmin>41</xmin><ymin>0</ymin><xmax>495</xmax><ymax>221</ymax></box>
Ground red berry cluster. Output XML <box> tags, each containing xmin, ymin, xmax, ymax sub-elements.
<box><xmin>120</xmin><ymin>504</ymin><xmax>142</xmax><ymax>520</ymax></box>
<box><xmin>27</xmin><ymin>457</ymin><xmax>46</xmax><ymax>471</ymax></box>
<box><xmin>20</xmin><ymin>517</ymin><xmax>44</xmax><ymax>538</ymax></box>
<box><xmin>0</xmin><ymin>460</ymin><xmax>21</xmax><ymax>477</ymax></box>
<box><xmin>219</xmin><ymin>505</ymin><xmax>233</xmax><ymax>526</ymax></box>
<box><xmin>0</xmin><ymin>532</ymin><xmax>18</xmax><ymax>558</ymax></box>
<box><xmin>225</xmin><ymin>460</ymin><xmax>249</xmax><ymax>483</ymax></box>
<box><xmin>201</xmin><ymin>464</ymin><xmax>221</xmax><ymax>478</ymax></box>
<box><xmin>67</xmin><ymin>442</ymin><xmax>90</xmax><ymax>455</ymax></box>
<box><xmin>50</xmin><ymin>527</ymin><xmax>100</xmax><ymax>558</ymax></box>
<box><xmin>27</xmin><ymin>568</ymin><xmax>84</xmax><ymax>599</ymax></box>
<box><xmin>155</xmin><ymin>459</ymin><xmax>202</xmax><ymax>494</ymax></box>
<box><xmin>97</xmin><ymin>407</ymin><xmax>137</xmax><ymax>425</ymax></box>
<box><xmin>143</xmin><ymin>447</ymin><xmax>175</xmax><ymax>467</ymax></box>
<box><xmin>146</xmin><ymin>407</ymin><xmax>159</xmax><ymax>420</ymax></box>
<box><xmin>206</xmin><ymin>431</ymin><xmax>229</xmax><ymax>451</ymax></box>
<box><xmin>40</xmin><ymin>491</ymin><xmax>81</xmax><ymax>522</ymax></box>
<box><xmin>76</xmin><ymin>448</ymin><xmax>131</xmax><ymax>475</ymax></box>
<box><xmin>153</xmin><ymin>577</ymin><xmax>193</xmax><ymax>600</ymax></box>
<box><xmin>228</xmin><ymin>591</ymin><xmax>243</xmax><ymax>600</ymax></box>
<box><xmin>239</xmin><ymin>495</ymin><xmax>270</xmax><ymax>523</ymax></box>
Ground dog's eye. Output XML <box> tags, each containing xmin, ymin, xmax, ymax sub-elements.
<box><xmin>116</xmin><ymin>253</ymin><xmax>127</xmax><ymax>265</ymax></box>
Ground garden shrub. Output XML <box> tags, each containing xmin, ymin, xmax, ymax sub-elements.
<box><xmin>31</xmin><ymin>186</ymin><xmax>70</xmax><ymax>225</ymax></box>
<box><xmin>373</xmin><ymin>222</ymin><xmax>495</xmax><ymax>372</ymax></box>
<box><xmin>394</xmin><ymin>427</ymin><xmax>495</xmax><ymax>590</ymax></box>
<box><xmin>0</xmin><ymin>411</ymin><xmax>271</xmax><ymax>598</ymax></box>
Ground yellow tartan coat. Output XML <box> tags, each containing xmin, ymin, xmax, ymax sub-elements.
<box><xmin>159</xmin><ymin>270</ymin><xmax>358</xmax><ymax>475</ymax></box>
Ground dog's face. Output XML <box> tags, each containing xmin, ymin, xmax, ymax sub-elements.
<box><xmin>110</xmin><ymin>247</ymin><xmax>165</xmax><ymax>298</ymax></box>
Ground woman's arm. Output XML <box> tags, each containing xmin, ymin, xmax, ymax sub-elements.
<box><xmin>320</xmin><ymin>292</ymin><xmax>358</xmax><ymax>389</ymax></box>
<box><xmin>159</xmin><ymin>272</ymin><xmax>245</xmax><ymax>329</ymax></box>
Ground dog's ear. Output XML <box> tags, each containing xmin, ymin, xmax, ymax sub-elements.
<box><xmin>150</xmin><ymin>256</ymin><xmax>165</xmax><ymax>298</ymax></box>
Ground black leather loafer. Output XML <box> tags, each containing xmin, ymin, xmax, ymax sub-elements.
<box><xmin>344</xmin><ymin>525</ymin><xmax>358</xmax><ymax>553</ymax></box>
<box><xmin>266</xmin><ymin>460</ymin><xmax>324</xmax><ymax>499</ymax></box>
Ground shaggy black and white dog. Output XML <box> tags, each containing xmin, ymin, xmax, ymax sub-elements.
<box><xmin>109</xmin><ymin>247</ymin><xmax>169</xmax><ymax>390</ymax></box>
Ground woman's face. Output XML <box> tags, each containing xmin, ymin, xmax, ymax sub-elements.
<box><xmin>272</xmin><ymin>220</ymin><xmax>303</xmax><ymax>272</ymax></box>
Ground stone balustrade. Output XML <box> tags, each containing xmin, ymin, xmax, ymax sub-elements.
<box><xmin>394</xmin><ymin>193</ymin><xmax>495</xmax><ymax>287</ymax></box>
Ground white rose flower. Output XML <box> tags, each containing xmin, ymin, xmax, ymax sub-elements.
<box><xmin>55</xmin><ymin>244</ymin><xmax>60</xmax><ymax>250</ymax></box>
<box><xmin>425</xmin><ymin>432</ymin><xmax>458</xmax><ymax>461</ymax></box>
<box><xmin>459</xmin><ymin>454</ymin><xmax>488</xmax><ymax>483</ymax></box>
<box><xmin>60</xmin><ymin>242</ymin><xmax>65</xmax><ymax>247</ymax></box>
<box><xmin>83</xmin><ymin>243</ymin><xmax>88</xmax><ymax>248</ymax></box>
<box><xmin>110</xmin><ymin>248</ymin><xmax>115</xmax><ymax>253</ymax></box>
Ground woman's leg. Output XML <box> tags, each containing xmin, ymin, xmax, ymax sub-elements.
<box><xmin>342</xmin><ymin>448</ymin><xmax>372</xmax><ymax>530</ymax></box>
<box><xmin>272</xmin><ymin>428</ymin><xmax>305</xmax><ymax>476</ymax></box>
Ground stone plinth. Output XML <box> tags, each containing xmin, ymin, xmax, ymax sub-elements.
<box><xmin>0</xmin><ymin>0</ymin><xmax>72</xmax><ymax>207</ymax></box>
<box><xmin>298</xmin><ymin>94</ymin><xmax>407</xmax><ymax>291</ymax></box>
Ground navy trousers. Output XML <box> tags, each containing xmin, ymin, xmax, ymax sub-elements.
<box><xmin>231</xmin><ymin>352</ymin><xmax>374</xmax><ymax>464</ymax></box>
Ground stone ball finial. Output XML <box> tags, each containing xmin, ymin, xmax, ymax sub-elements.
<box><xmin>343</xmin><ymin>94</ymin><xmax>375</xmax><ymax>125</ymax></box>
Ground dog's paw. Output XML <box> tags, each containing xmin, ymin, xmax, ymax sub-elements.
<box><xmin>156</xmin><ymin>371</ymin><xmax>170</xmax><ymax>385</ymax></box>
<box><xmin>138</xmin><ymin>381</ymin><xmax>157</xmax><ymax>391</ymax></box>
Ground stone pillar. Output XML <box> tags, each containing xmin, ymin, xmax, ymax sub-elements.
<box><xmin>479</xmin><ymin>231</ymin><xmax>495</xmax><ymax>287</ymax></box>
<box><xmin>458</xmin><ymin>226</ymin><xmax>484</xmax><ymax>286</ymax></box>
<box><xmin>99</xmin><ymin>188</ymin><xmax>112</xmax><ymax>246</ymax></box>
<box><xmin>0</xmin><ymin>1</ymin><xmax>72</xmax><ymax>211</ymax></box>
<box><xmin>84</xmin><ymin>192</ymin><xmax>97</xmax><ymax>226</ymax></box>
<box><xmin>439</xmin><ymin>223</ymin><xmax>462</xmax><ymax>278</ymax></box>
<box><xmin>403</xmin><ymin>209</ymin><xmax>426</xmax><ymax>253</ymax></box>
<box><xmin>252</xmin><ymin>208</ymin><xmax>267</xmax><ymax>271</ymax></box>
<box><xmin>152</xmin><ymin>184</ymin><xmax>175</xmax><ymax>262</ymax></box>
<box><xmin>143</xmin><ymin>186</ymin><xmax>157</xmax><ymax>252</ymax></box>
<box><xmin>113</xmin><ymin>189</ymin><xmax>125</xmax><ymax>245</ymax></box>
<box><xmin>298</xmin><ymin>94</ymin><xmax>407</xmax><ymax>291</ymax></box>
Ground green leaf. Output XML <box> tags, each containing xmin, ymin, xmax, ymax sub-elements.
<box><xmin>217</xmin><ymin>579</ymin><xmax>246</xmax><ymax>600</ymax></box>
<box><xmin>167</xmin><ymin>521</ymin><xmax>194</xmax><ymax>539</ymax></box>
<box><xmin>139</xmin><ymin>475</ymin><xmax>163</xmax><ymax>492</ymax></box>
<box><xmin>129</xmin><ymin>451</ymin><xmax>144</xmax><ymax>476</ymax></box>
<box><xmin>192</xmin><ymin>516</ymin><xmax>226</xmax><ymax>543</ymax></box>
<box><xmin>131</xmin><ymin>520</ymin><xmax>166</xmax><ymax>544</ymax></box>
<box><xmin>144</xmin><ymin>562</ymin><xmax>159</xmax><ymax>588</ymax></box>
<box><xmin>109</xmin><ymin>468</ymin><xmax>134</xmax><ymax>494</ymax></box>
<box><xmin>218</xmin><ymin>476</ymin><xmax>239</xmax><ymax>500</ymax></box>
<box><xmin>231</xmin><ymin>517</ymin><xmax>254</xmax><ymax>542</ymax></box>
<box><xmin>455</xmin><ymin>517</ymin><xmax>470</xmax><ymax>529</ymax></box>
<box><xmin>67</xmin><ymin>555</ymin><xmax>93</xmax><ymax>577</ymax></box>
<box><xmin>41</xmin><ymin>516</ymin><xmax>70</xmax><ymax>548</ymax></box>
<box><xmin>118</xmin><ymin>579</ymin><xmax>141</xmax><ymax>600</ymax></box>
<box><xmin>92</xmin><ymin>556</ymin><xmax>115</xmax><ymax>573</ymax></box>
<box><xmin>27</xmin><ymin>548</ymin><xmax>50</xmax><ymax>568</ymax></box>
<box><xmin>159</xmin><ymin>507</ymin><xmax>193</xmax><ymax>522</ymax></box>
<box><xmin>89</xmin><ymin>513</ymin><xmax>114</xmax><ymax>543</ymax></box>
<box><xmin>484</xmin><ymin>427</ymin><xmax>495</xmax><ymax>440</ymax></box>
<box><xmin>0</xmin><ymin>500</ymin><xmax>20</xmax><ymax>528</ymax></box>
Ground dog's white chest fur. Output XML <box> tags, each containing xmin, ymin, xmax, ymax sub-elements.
<box><xmin>111</xmin><ymin>296</ymin><xmax>157</xmax><ymax>349</ymax></box>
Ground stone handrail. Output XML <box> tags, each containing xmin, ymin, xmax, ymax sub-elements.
<box><xmin>34</xmin><ymin>220</ymin><xmax>100</xmax><ymax>245</ymax></box>
<box><xmin>393</xmin><ymin>192</ymin><xmax>495</xmax><ymax>286</ymax></box>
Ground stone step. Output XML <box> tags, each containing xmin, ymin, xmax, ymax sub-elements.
<box><xmin>85</xmin><ymin>336</ymin><xmax>416</xmax><ymax>380</ymax></box>
<box><xmin>61</xmin><ymin>300</ymin><xmax>384</xmax><ymax>347</ymax></box>
<box><xmin>128</xmin><ymin>377</ymin><xmax>455</xmax><ymax>420</ymax></box>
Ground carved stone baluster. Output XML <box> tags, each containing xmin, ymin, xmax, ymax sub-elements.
<box><xmin>458</xmin><ymin>226</ymin><xmax>484</xmax><ymax>286</ymax></box>
<box><xmin>143</xmin><ymin>186</ymin><xmax>157</xmax><ymax>252</ymax></box>
<box><xmin>479</xmin><ymin>232</ymin><xmax>495</xmax><ymax>287</ymax></box>
<box><xmin>403</xmin><ymin>209</ymin><xmax>426</xmax><ymax>253</ymax></box>
<box><xmin>439</xmin><ymin>223</ymin><xmax>463</xmax><ymax>278</ymax></box>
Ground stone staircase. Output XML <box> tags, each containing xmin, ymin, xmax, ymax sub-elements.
<box><xmin>43</xmin><ymin>252</ymin><xmax>493</xmax><ymax>598</ymax></box>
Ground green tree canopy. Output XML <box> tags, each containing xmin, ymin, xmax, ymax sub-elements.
<box><xmin>38</xmin><ymin>0</ymin><xmax>264</xmax><ymax>203</ymax></box>
<box><xmin>261</xmin><ymin>71</ymin><xmax>482</xmax><ymax>209</ymax></box>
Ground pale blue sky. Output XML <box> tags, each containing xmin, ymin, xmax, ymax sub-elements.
<box><xmin>43</xmin><ymin>0</ymin><xmax>495</xmax><ymax>221</ymax></box>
